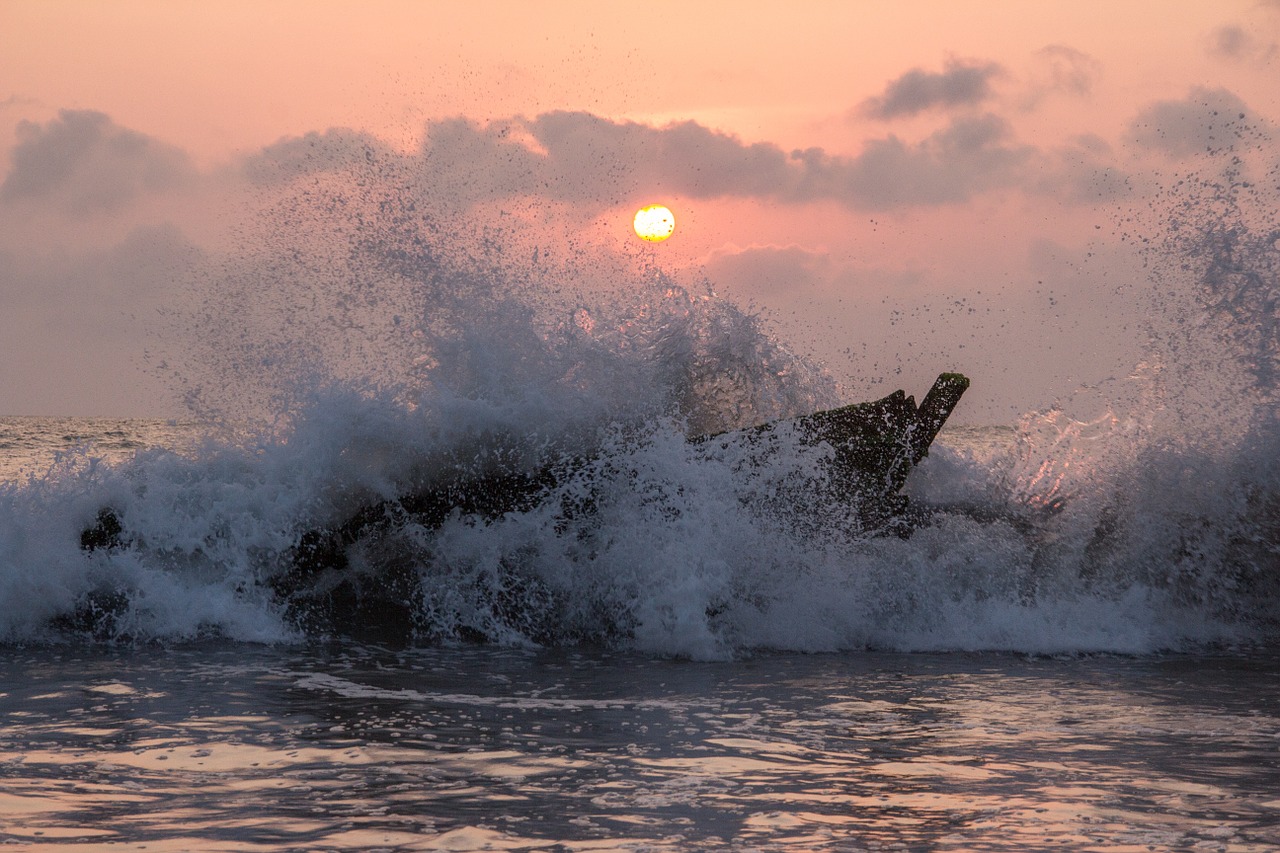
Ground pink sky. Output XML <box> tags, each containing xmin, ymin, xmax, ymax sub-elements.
<box><xmin>1</xmin><ymin>1</ymin><xmax>1277</xmax><ymax>419</ymax></box>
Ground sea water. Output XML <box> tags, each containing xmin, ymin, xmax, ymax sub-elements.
<box><xmin>2</xmin><ymin>144</ymin><xmax>1278</xmax><ymax>848</ymax></box>
<box><xmin>2</xmin><ymin>642</ymin><xmax>1278</xmax><ymax>851</ymax></box>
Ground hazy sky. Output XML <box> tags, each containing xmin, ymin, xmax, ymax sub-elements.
<box><xmin>2</xmin><ymin>1</ymin><xmax>1278</xmax><ymax>419</ymax></box>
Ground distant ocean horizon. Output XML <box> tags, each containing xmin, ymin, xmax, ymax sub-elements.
<box><xmin>0</xmin><ymin>414</ymin><xmax>1015</xmax><ymax>485</ymax></box>
<box><xmin>0</xmin><ymin>415</ymin><xmax>204</xmax><ymax>484</ymax></box>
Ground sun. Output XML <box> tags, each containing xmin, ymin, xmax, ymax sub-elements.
<box><xmin>633</xmin><ymin>204</ymin><xmax>675</xmax><ymax>242</ymax></box>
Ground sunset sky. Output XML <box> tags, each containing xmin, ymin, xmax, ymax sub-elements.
<box><xmin>2</xmin><ymin>1</ymin><xmax>1277</xmax><ymax>420</ymax></box>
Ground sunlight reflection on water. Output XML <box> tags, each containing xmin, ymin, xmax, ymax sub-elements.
<box><xmin>1</xmin><ymin>645</ymin><xmax>1278</xmax><ymax>851</ymax></box>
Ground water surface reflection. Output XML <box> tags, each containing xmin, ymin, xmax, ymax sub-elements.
<box><xmin>1</xmin><ymin>645</ymin><xmax>1278</xmax><ymax>850</ymax></box>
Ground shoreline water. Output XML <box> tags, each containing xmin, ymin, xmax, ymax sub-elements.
<box><xmin>2</xmin><ymin>641</ymin><xmax>1278</xmax><ymax>851</ymax></box>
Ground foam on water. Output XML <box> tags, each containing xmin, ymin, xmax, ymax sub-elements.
<box><xmin>1</xmin><ymin>136</ymin><xmax>1277</xmax><ymax>656</ymax></box>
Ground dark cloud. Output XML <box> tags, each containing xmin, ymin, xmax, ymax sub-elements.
<box><xmin>860</xmin><ymin>59</ymin><xmax>1003</xmax><ymax>120</ymax></box>
<box><xmin>418</xmin><ymin>110</ymin><xmax>1032</xmax><ymax>212</ymax></box>
<box><xmin>0</xmin><ymin>110</ymin><xmax>193</xmax><ymax>215</ymax></box>
<box><xmin>1129</xmin><ymin>87</ymin><xmax>1258</xmax><ymax>157</ymax></box>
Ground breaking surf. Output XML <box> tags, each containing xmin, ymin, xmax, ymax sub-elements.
<box><xmin>1</xmin><ymin>144</ymin><xmax>1277</xmax><ymax>658</ymax></box>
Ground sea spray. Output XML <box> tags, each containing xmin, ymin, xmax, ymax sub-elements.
<box><xmin>970</xmin><ymin>139</ymin><xmax>1280</xmax><ymax>642</ymax></box>
<box><xmin>2</xmin><ymin>134</ymin><xmax>1277</xmax><ymax>654</ymax></box>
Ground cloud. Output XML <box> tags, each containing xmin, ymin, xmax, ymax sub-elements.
<box><xmin>1207</xmin><ymin>24</ymin><xmax>1277</xmax><ymax>63</ymax></box>
<box><xmin>0</xmin><ymin>94</ymin><xmax>41</xmax><ymax>112</ymax></box>
<box><xmin>1129</xmin><ymin>87</ymin><xmax>1258</xmax><ymax>157</ymax></box>
<box><xmin>1030</xmin><ymin>134</ymin><xmax>1132</xmax><ymax>202</ymax></box>
<box><xmin>243</xmin><ymin>128</ymin><xmax>410</xmax><ymax>185</ymax></box>
<box><xmin>417</xmin><ymin>110</ymin><xmax>1032</xmax><ymax>212</ymax></box>
<box><xmin>0</xmin><ymin>224</ymin><xmax>201</xmax><ymax>414</ymax></box>
<box><xmin>0</xmin><ymin>223</ymin><xmax>198</xmax><ymax>309</ymax></box>
<box><xmin>0</xmin><ymin>110</ymin><xmax>194</xmax><ymax>216</ymax></box>
<box><xmin>834</xmin><ymin>113</ymin><xmax>1032</xmax><ymax>206</ymax></box>
<box><xmin>1210</xmin><ymin>25</ymin><xmax>1254</xmax><ymax>58</ymax></box>
<box><xmin>420</xmin><ymin>116</ymin><xmax>560</xmax><ymax>206</ymax></box>
<box><xmin>860</xmin><ymin>59</ymin><xmax>1003</xmax><ymax>120</ymax></box>
<box><xmin>703</xmin><ymin>244</ymin><xmax>831</xmax><ymax>300</ymax></box>
<box><xmin>1028</xmin><ymin>45</ymin><xmax>1101</xmax><ymax>99</ymax></box>
<box><xmin>417</xmin><ymin>113</ymin><xmax>798</xmax><ymax>209</ymax></box>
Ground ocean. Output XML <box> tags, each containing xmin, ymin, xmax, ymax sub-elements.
<box><xmin>3</xmin><ymin>409</ymin><xmax>1278</xmax><ymax>851</ymax></box>
<box><xmin>2</xmin><ymin>642</ymin><xmax>1278</xmax><ymax>851</ymax></box>
<box><xmin>2</xmin><ymin>159</ymin><xmax>1278</xmax><ymax>849</ymax></box>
